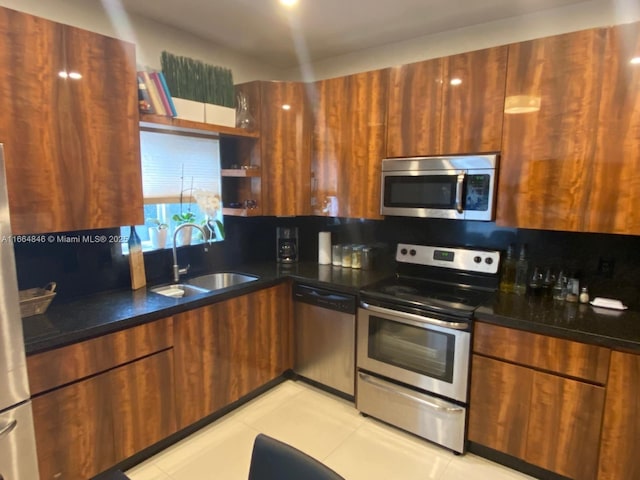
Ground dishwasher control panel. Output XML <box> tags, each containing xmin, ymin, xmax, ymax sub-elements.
<box><xmin>293</xmin><ymin>283</ymin><xmax>357</xmax><ymax>315</ymax></box>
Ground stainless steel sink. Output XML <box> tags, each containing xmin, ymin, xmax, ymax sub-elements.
<box><xmin>150</xmin><ymin>283</ymin><xmax>210</xmax><ymax>298</ymax></box>
<box><xmin>187</xmin><ymin>272</ymin><xmax>258</xmax><ymax>291</ymax></box>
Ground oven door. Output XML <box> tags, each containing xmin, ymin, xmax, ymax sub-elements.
<box><xmin>357</xmin><ymin>305</ymin><xmax>470</xmax><ymax>403</ymax></box>
<box><xmin>380</xmin><ymin>169</ymin><xmax>495</xmax><ymax>221</ymax></box>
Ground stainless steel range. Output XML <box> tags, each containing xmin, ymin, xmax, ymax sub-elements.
<box><xmin>357</xmin><ymin>243</ymin><xmax>500</xmax><ymax>454</ymax></box>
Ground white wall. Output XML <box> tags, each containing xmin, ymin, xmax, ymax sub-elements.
<box><xmin>0</xmin><ymin>0</ymin><xmax>283</xmax><ymax>83</ymax></box>
<box><xmin>288</xmin><ymin>0</ymin><xmax>640</xmax><ymax>80</ymax></box>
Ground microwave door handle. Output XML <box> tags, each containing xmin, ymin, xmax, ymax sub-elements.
<box><xmin>455</xmin><ymin>173</ymin><xmax>465</xmax><ymax>214</ymax></box>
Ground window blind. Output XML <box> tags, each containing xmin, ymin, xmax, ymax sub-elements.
<box><xmin>140</xmin><ymin>130</ymin><xmax>222</xmax><ymax>205</ymax></box>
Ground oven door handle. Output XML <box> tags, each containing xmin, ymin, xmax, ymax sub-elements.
<box><xmin>360</xmin><ymin>302</ymin><xmax>469</xmax><ymax>330</ymax></box>
<box><xmin>358</xmin><ymin>372</ymin><xmax>465</xmax><ymax>414</ymax></box>
<box><xmin>455</xmin><ymin>172</ymin><xmax>465</xmax><ymax>214</ymax></box>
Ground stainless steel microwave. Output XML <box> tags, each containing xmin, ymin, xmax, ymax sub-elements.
<box><xmin>380</xmin><ymin>154</ymin><xmax>498</xmax><ymax>220</ymax></box>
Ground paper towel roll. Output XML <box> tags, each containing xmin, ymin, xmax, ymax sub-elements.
<box><xmin>318</xmin><ymin>231</ymin><xmax>332</xmax><ymax>264</ymax></box>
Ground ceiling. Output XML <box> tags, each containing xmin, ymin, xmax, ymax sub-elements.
<box><xmin>119</xmin><ymin>0</ymin><xmax>586</xmax><ymax>68</ymax></box>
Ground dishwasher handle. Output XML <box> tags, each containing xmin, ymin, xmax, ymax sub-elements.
<box><xmin>293</xmin><ymin>283</ymin><xmax>357</xmax><ymax>314</ymax></box>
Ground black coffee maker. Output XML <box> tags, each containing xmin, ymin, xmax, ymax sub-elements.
<box><xmin>276</xmin><ymin>227</ymin><xmax>298</xmax><ymax>263</ymax></box>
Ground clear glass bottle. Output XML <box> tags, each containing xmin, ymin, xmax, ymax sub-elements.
<box><xmin>513</xmin><ymin>244</ymin><xmax>529</xmax><ymax>296</ymax></box>
<box><xmin>499</xmin><ymin>243</ymin><xmax>517</xmax><ymax>293</ymax></box>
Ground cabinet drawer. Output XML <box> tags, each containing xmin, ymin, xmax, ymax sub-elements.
<box><xmin>473</xmin><ymin>322</ymin><xmax>610</xmax><ymax>384</ymax></box>
<box><xmin>27</xmin><ymin>317</ymin><xmax>173</xmax><ymax>395</ymax></box>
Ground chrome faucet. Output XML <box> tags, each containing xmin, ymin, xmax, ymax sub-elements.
<box><xmin>172</xmin><ymin>223</ymin><xmax>210</xmax><ymax>283</ymax></box>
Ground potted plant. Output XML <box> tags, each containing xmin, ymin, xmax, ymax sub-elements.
<box><xmin>172</xmin><ymin>210</ymin><xmax>197</xmax><ymax>246</ymax></box>
<box><xmin>161</xmin><ymin>51</ymin><xmax>235</xmax><ymax>126</ymax></box>
<box><xmin>147</xmin><ymin>218</ymin><xmax>169</xmax><ymax>249</ymax></box>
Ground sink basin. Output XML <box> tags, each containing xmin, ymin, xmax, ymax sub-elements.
<box><xmin>150</xmin><ymin>283</ymin><xmax>210</xmax><ymax>298</ymax></box>
<box><xmin>188</xmin><ymin>272</ymin><xmax>259</xmax><ymax>291</ymax></box>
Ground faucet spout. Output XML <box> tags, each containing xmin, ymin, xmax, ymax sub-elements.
<box><xmin>172</xmin><ymin>223</ymin><xmax>210</xmax><ymax>283</ymax></box>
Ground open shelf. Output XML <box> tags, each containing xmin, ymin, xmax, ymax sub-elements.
<box><xmin>222</xmin><ymin>207</ymin><xmax>261</xmax><ymax>217</ymax></box>
<box><xmin>139</xmin><ymin>113</ymin><xmax>259</xmax><ymax>138</ymax></box>
<box><xmin>221</xmin><ymin>168</ymin><xmax>261</xmax><ymax>178</ymax></box>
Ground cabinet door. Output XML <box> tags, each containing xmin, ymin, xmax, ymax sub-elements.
<box><xmin>174</xmin><ymin>283</ymin><xmax>293</xmax><ymax>429</ymax></box>
<box><xmin>0</xmin><ymin>8</ymin><xmax>143</xmax><ymax>234</ymax></box>
<box><xmin>312</xmin><ymin>71</ymin><xmax>388</xmax><ymax>219</ymax></box>
<box><xmin>311</xmin><ymin>76</ymin><xmax>348</xmax><ymax>216</ymax></box>
<box><xmin>441</xmin><ymin>46</ymin><xmax>507</xmax><ymax>155</ymax></box>
<box><xmin>386</xmin><ymin>58</ymin><xmax>443</xmax><ymax>157</ymax></box>
<box><xmin>525</xmin><ymin>372</ymin><xmax>605</xmax><ymax>480</ymax></box>
<box><xmin>497</xmin><ymin>29</ymin><xmax>607</xmax><ymax>231</ymax></box>
<box><xmin>344</xmin><ymin>70</ymin><xmax>388</xmax><ymax>219</ymax></box>
<box><xmin>110</xmin><ymin>349</ymin><xmax>177</xmax><ymax>460</ymax></box>
<box><xmin>598</xmin><ymin>351</ymin><xmax>640</xmax><ymax>480</ymax></box>
<box><xmin>589</xmin><ymin>22</ymin><xmax>640</xmax><ymax>234</ymax></box>
<box><xmin>260</xmin><ymin>81</ymin><xmax>311</xmax><ymax>216</ymax></box>
<box><xmin>32</xmin><ymin>374</ymin><xmax>115</xmax><ymax>480</ymax></box>
<box><xmin>468</xmin><ymin>355</ymin><xmax>532</xmax><ymax>458</ymax></box>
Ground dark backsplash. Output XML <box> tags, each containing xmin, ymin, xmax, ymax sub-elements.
<box><xmin>14</xmin><ymin>216</ymin><xmax>640</xmax><ymax>309</ymax></box>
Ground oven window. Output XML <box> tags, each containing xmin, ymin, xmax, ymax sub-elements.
<box><xmin>368</xmin><ymin>315</ymin><xmax>455</xmax><ymax>383</ymax></box>
<box><xmin>384</xmin><ymin>175</ymin><xmax>456</xmax><ymax>208</ymax></box>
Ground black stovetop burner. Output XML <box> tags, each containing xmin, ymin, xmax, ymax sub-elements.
<box><xmin>360</xmin><ymin>243</ymin><xmax>501</xmax><ymax>319</ymax></box>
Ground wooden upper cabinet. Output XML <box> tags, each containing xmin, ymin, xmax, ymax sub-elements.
<box><xmin>312</xmin><ymin>70</ymin><xmax>388</xmax><ymax>219</ymax></box>
<box><xmin>441</xmin><ymin>46</ymin><xmax>507</xmax><ymax>155</ymax></box>
<box><xmin>387</xmin><ymin>58</ymin><xmax>443</xmax><ymax>157</ymax></box>
<box><xmin>497</xmin><ymin>28</ymin><xmax>608</xmax><ymax>232</ymax></box>
<box><xmin>386</xmin><ymin>46</ymin><xmax>506</xmax><ymax>157</ymax></box>
<box><xmin>258</xmin><ymin>81</ymin><xmax>311</xmax><ymax>216</ymax></box>
<box><xmin>0</xmin><ymin>7</ymin><xmax>143</xmax><ymax>234</ymax></box>
<box><xmin>311</xmin><ymin>75</ymin><xmax>349</xmax><ymax>216</ymax></box>
<box><xmin>589</xmin><ymin>22</ymin><xmax>640</xmax><ymax>234</ymax></box>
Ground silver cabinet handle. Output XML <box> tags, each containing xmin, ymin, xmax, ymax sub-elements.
<box><xmin>455</xmin><ymin>173</ymin><xmax>465</xmax><ymax>214</ymax></box>
<box><xmin>359</xmin><ymin>372</ymin><xmax>464</xmax><ymax>413</ymax></box>
<box><xmin>0</xmin><ymin>419</ymin><xmax>17</xmax><ymax>438</ymax></box>
<box><xmin>360</xmin><ymin>302</ymin><xmax>469</xmax><ymax>330</ymax></box>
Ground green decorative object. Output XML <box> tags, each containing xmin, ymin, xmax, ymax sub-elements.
<box><xmin>161</xmin><ymin>51</ymin><xmax>235</xmax><ymax>108</ymax></box>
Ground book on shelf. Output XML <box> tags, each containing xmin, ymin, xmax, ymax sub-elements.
<box><xmin>150</xmin><ymin>72</ymin><xmax>174</xmax><ymax>117</ymax></box>
<box><xmin>156</xmin><ymin>71</ymin><xmax>178</xmax><ymax>117</ymax></box>
<box><xmin>137</xmin><ymin>73</ymin><xmax>154</xmax><ymax>114</ymax></box>
<box><xmin>140</xmin><ymin>71</ymin><xmax>167</xmax><ymax>116</ymax></box>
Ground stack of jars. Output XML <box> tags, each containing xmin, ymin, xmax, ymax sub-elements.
<box><xmin>331</xmin><ymin>244</ymin><xmax>373</xmax><ymax>269</ymax></box>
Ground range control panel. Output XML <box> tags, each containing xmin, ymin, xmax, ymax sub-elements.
<box><xmin>396</xmin><ymin>243</ymin><xmax>500</xmax><ymax>274</ymax></box>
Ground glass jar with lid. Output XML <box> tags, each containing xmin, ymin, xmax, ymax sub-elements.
<box><xmin>332</xmin><ymin>244</ymin><xmax>342</xmax><ymax>266</ymax></box>
<box><xmin>341</xmin><ymin>245</ymin><xmax>352</xmax><ymax>268</ymax></box>
<box><xmin>351</xmin><ymin>245</ymin><xmax>363</xmax><ymax>269</ymax></box>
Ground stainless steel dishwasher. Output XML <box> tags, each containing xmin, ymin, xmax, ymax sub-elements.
<box><xmin>293</xmin><ymin>283</ymin><xmax>357</xmax><ymax>396</ymax></box>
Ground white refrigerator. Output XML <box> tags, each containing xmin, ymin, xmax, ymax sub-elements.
<box><xmin>0</xmin><ymin>144</ymin><xmax>40</xmax><ymax>479</ymax></box>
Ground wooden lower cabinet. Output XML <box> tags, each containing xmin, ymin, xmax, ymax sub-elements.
<box><xmin>468</xmin><ymin>355</ymin><xmax>532</xmax><ymax>458</ymax></box>
<box><xmin>525</xmin><ymin>371</ymin><xmax>604</xmax><ymax>480</ymax></box>
<box><xmin>469</xmin><ymin>354</ymin><xmax>605</xmax><ymax>480</ymax></box>
<box><xmin>110</xmin><ymin>349</ymin><xmax>177</xmax><ymax>460</ymax></box>
<box><xmin>174</xmin><ymin>283</ymin><xmax>293</xmax><ymax>429</ymax></box>
<box><xmin>597</xmin><ymin>351</ymin><xmax>640</xmax><ymax>480</ymax></box>
<box><xmin>32</xmin><ymin>373</ymin><xmax>115</xmax><ymax>480</ymax></box>
<box><xmin>32</xmin><ymin>349</ymin><xmax>175</xmax><ymax>480</ymax></box>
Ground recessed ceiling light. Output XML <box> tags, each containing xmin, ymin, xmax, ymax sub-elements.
<box><xmin>630</xmin><ymin>57</ymin><xmax>640</xmax><ymax>65</ymax></box>
<box><xmin>58</xmin><ymin>71</ymin><xmax>68</xmax><ymax>79</ymax></box>
<box><xmin>68</xmin><ymin>72</ymin><xmax>82</xmax><ymax>80</ymax></box>
<box><xmin>282</xmin><ymin>104</ymin><xmax>291</xmax><ymax>110</ymax></box>
<box><xmin>450</xmin><ymin>78</ymin><xmax>462</xmax><ymax>86</ymax></box>
<box><xmin>279</xmin><ymin>0</ymin><xmax>298</xmax><ymax>7</ymax></box>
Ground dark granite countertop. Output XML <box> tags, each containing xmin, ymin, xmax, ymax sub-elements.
<box><xmin>476</xmin><ymin>292</ymin><xmax>640</xmax><ymax>353</ymax></box>
<box><xmin>22</xmin><ymin>261</ymin><xmax>394</xmax><ymax>355</ymax></box>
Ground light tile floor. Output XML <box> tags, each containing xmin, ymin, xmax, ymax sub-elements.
<box><xmin>126</xmin><ymin>380</ymin><xmax>536</xmax><ymax>480</ymax></box>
